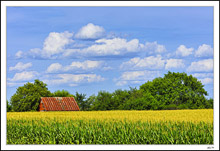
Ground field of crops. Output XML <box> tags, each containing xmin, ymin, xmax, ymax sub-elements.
<box><xmin>7</xmin><ymin>109</ymin><xmax>213</xmax><ymax>144</ymax></box>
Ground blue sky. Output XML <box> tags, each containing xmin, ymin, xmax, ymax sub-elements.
<box><xmin>6</xmin><ymin>7</ymin><xmax>214</xmax><ymax>101</ymax></box>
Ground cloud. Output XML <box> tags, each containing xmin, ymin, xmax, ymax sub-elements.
<box><xmin>130</xmin><ymin>81</ymin><xmax>143</xmax><ymax>84</ymax></box>
<box><xmin>62</xmin><ymin>39</ymin><xmax>166</xmax><ymax>58</ymax></box>
<box><xmin>83</xmin><ymin>38</ymin><xmax>142</xmax><ymax>56</ymax></box>
<box><xmin>187</xmin><ymin>59</ymin><xmax>213</xmax><ymax>72</ymax></box>
<box><xmin>46</xmin><ymin>60</ymin><xmax>104</xmax><ymax>73</ymax></box>
<box><xmin>15</xmin><ymin>50</ymin><xmax>24</xmax><ymax>59</ymax></box>
<box><xmin>120</xmin><ymin>55</ymin><xmax>165</xmax><ymax>70</ymax></box>
<box><xmin>198</xmin><ymin>78</ymin><xmax>213</xmax><ymax>85</ymax></box>
<box><xmin>175</xmin><ymin>45</ymin><xmax>194</xmax><ymax>57</ymax></box>
<box><xmin>9</xmin><ymin>62</ymin><xmax>32</xmax><ymax>71</ymax></box>
<box><xmin>8</xmin><ymin>71</ymin><xmax>39</xmax><ymax>82</ymax></box>
<box><xmin>102</xmin><ymin>66</ymin><xmax>113</xmax><ymax>71</ymax></box>
<box><xmin>115</xmin><ymin>81</ymin><xmax>128</xmax><ymax>86</ymax></box>
<box><xmin>27</xmin><ymin>48</ymin><xmax>42</xmax><ymax>59</ymax></box>
<box><xmin>46</xmin><ymin>63</ymin><xmax>63</xmax><ymax>73</ymax></box>
<box><xmin>195</xmin><ymin>44</ymin><xmax>213</xmax><ymax>58</ymax></box>
<box><xmin>14</xmin><ymin>25</ymin><xmax>212</xmax><ymax>62</ymax></box>
<box><xmin>7</xmin><ymin>82</ymin><xmax>26</xmax><ymax>87</ymax></box>
<box><xmin>44</xmin><ymin>73</ymin><xmax>105</xmax><ymax>86</ymax></box>
<box><xmin>69</xmin><ymin>83</ymin><xmax>78</xmax><ymax>87</ymax></box>
<box><xmin>192</xmin><ymin>73</ymin><xmax>213</xmax><ymax>78</ymax></box>
<box><xmin>165</xmin><ymin>59</ymin><xmax>185</xmax><ymax>70</ymax></box>
<box><xmin>18</xmin><ymin>37</ymin><xmax>143</xmax><ymax>59</ymax></box>
<box><xmin>75</xmin><ymin>23</ymin><xmax>105</xmax><ymax>39</ymax></box>
<box><xmin>42</xmin><ymin>31</ymin><xmax>74</xmax><ymax>57</ymax></box>
<box><xmin>120</xmin><ymin>71</ymin><xmax>146</xmax><ymax>81</ymax></box>
<box><xmin>144</xmin><ymin>41</ymin><xmax>166</xmax><ymax>54</ymax></box>
<box><xmin>13</xmin><ymin>26</ymin><xmax>167</xmax><ymax>59</ymax></box>
<box><xmin>115</xmin><ymin>70</ymin><xmax>160</xmax><ymax>86</ymax></box>
<box><xmin>17</xmin><ymin>31</ymin><xmax>74</xmax><ymax>59</ymax></box>
<box><xmin>191</xmin><ymin>73</ymin><xmax>213</xmax><ymax>85</ymax></box>
<box><xmin>62</xmin><ymin>49</ymin><xmax>81</xmax><ymax>58</ymax></box>
<box><xmin>67</xmin><ymin>60</ymin><xmax>102</xmax><ymax>70</ymax></box>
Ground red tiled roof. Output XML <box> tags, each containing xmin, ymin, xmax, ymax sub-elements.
<box><xmin>39</xmin><ymin>97</ymin><xmax>80</xmax><ymax>111</ymax></box>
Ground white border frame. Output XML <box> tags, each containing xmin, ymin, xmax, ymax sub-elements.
<box><xmin>1</xmin><ymin>1</ymin><xmax>219</xmax><ymax>150</ymax></box>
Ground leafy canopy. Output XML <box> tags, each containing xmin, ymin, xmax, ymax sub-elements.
<box><xmin>140</xmin><ymin>71</ymin><xmax>209</xmax><ymax>109</ymax></box>
<box><xmin>10</xmin><ymin>79</ymin><xmax>52</xmax><ymax>112</ymax></box>
<box><xmin>52</xmin><ymin>90</ymin><xmax>74</xmax><ymax>97</ymax></box>
<box><xmin>7</xmin><ymin>100</ymin><xmax>12</xmax><ymax>112</ymax></box>
<box><xmin>9</xmin><ymin>72</ymin><xmax>213</xmax><ymax>111</ymax></box>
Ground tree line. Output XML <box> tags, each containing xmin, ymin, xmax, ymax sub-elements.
<box><xmin>7</xmin><ymin>72</ymin><xmax>213</xmax><ymax>112</ymax></box>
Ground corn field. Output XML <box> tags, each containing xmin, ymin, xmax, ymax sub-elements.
<box><xmin>7</xmin><ymin>109</ymin><xmax>213</xmax><ymax>144</ymax></box>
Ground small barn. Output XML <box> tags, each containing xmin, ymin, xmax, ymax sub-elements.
<box><xmin>39</xmin><ymin>97</ymin><xmax>80</xmax><ymax>111</ymax></box>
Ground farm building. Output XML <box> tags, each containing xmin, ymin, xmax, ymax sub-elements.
<box><xmin>39</xmin><ymin>97</ymin><xmax>80</xmax><ymax>111</ymax></box>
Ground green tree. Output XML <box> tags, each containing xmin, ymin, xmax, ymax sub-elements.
<box><xmin>10</xmin><ymin>79</ymin><xmax>52</xmax><ymax>112</ymax></box>
<box><xmin>204</xmin><ymin>98</ymin><xmax>213</xmax><ymax>109</ymax></box>
<box><xmin>75</xmin><ymin>92</ymin><xmax>86</xmax><ymax>110</ymax></box>
<box><xmin>140</xmin><ymin>71</ymin><xmax>209</xmax><ymax>109</ymax></box>
<box><xmin>84</xmin><ymin>95</ymin><xmax>96</xmax><ymax>111</ymax></box>
<box><xmin>112</xmin><ymin>89</ymin><xmax>130</xmax><ymax>110</ymax></box>
<box><xmin>7</xmin><ymin>100</ymin><xmax>12</xmax><ymax>112</ymax></box>
<box><xmin>91</xmin><ymin>91</ymin><xmax>113</xmax><ymax>110</ymax></box>
<box><xmin>52</xmin><ymin>90</ymin><xmax>74</xmax><ymax>97</ymax></box>
<box><xmin>122</xmin><ymin>88</ymin><xmax>158</xmax><ymax>110</ymax></box>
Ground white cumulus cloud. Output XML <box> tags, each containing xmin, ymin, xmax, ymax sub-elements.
<box><xmin>61</xmin><ymin>39</ymin><xmax>166</xmax><ymax>57</ymax></box>
<box><xmin>199</xmin><ymin>78</ymin><xmax>213</xmax><ymax>85</ymax></box>
<box><xmin>13</xmin><ymin>28</ymin><xmax>168</xmax><ymax>59</ymax></box>
<box><xmin>191</xmin><ymin>73</ymin><xmax>213</xmax><ymax>85</ymax></box>
<box><xmin>144</xmin><ymin>41</ymin><xmax>166</xmax><ymax>54</ymax></box>
<box><xmin>7</xmin><ymin>82</ymin><xmax>26</xmax><ymax>87</ymax></box>
<box><xmin>187</xmin><ymin>59</ymin><xmax>213</xmax><ymax>72</ymax></box>
<box><xmin>15</xmin><ymin>50</ymin><xmax>24</xmax><ymax>59</ymax></box>
<box><xmin>175</xmin><ymin>45</ymin><xmax>194</xmax><ymax>57</ymax></box>
<box><xmin>116</xmin><ymin>81</ymin><xmax>128</xmax><ymax>86</ymax></box>
<box><xmin>46</xmin><ymin>63</ymin><xmax>63</xmax><ymax>73</ymax></box>
<box><xmin>195</xmin><ymin>44</ymin><xmax>213</xmax><ymax>58</ymax></box>
<box><xmin>115</xmin><ymin>70</ymin><xmax>160</xmax><ymax>86</ymax></box>
<box><xmin>75</xmin><ymin>23</ymin><xmax>105</xmax><ymax>39</ymax></box>
<box><xmin>8</xmin><ymin>71</ymin><xmax>38</xmax><ymax>82</ymax></box>
<box><xmin>192</xmin><ymin>73</ymin><xmax>213</xmax><ymax>78</ymax></box>
<box><xmin>62</xmin><ymin>49</ymin><xmax>81</xmax><ymax>58</ymax></box>
<box><xmin>83</xmin><ymin>38</ymin><xmax>141</xmax><ymax>56</ymax></box>
<box><xmin>43</xmin><ymin>31</ymin><xmax>74</xmax><ymax>57</ymax></box>
<box><xmin>9</xmin><ymin>62</ymin><xmax>32</xmax><ymax>71</ymax></box>
<box><xmin>44</xmin><ymin>73</ymin><xmax>105</xmax><ymax>86</ymax></box>
<box><xmin>18</xmin><ymin>31</ymin><xmax>74</xmax><ymax>59</ymax></box>
<box><xmin>68</xmin><ymin>60</ymin><xmax>102</xmax><ymax>70</ymax></box>
<box><xmin>46</xmin><ymin>60</ymin><xmax>104</xmax><ymax>73</ymax></box>
<box><xmin>120</xmin><ymin>55</ymin><xmax>165</xmax><ymax>70</ymax></box>
<box><xmin>165</xmin><ymin>59</ymin><xmax>185</xmax><ymax>70</ymax></box>
<box><xmin>27</xmin><ymin>48</ymin><xmax>42</xmax><ymax>59</ymax></box>
<box><xmin>120</xmin><ymin>71</ymin><xmax>147</xmax><ymax>81</ymax></box>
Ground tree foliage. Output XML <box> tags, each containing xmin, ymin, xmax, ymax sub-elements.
<box><xmin>52</xmin><ymin>90</ymin><xmax>74</xmax><ymax>97</ymax></box>
<box><xmin>83</xmin><ymin>95</ymin><xmax>96</xmax><ymax>111</ymax></box>
<box><xmin>139</xmin><ymin>71</ymin><xmax>210</xmax><ymax>109</ymax></box>
<box><xmin>91</xmin><ymin>91</ymin><xmax>113</xmax><ymax>110</ymax></box>
<box><xmin>111</xmin><ymin>89</ymin><xmax>130</xmax><ymax>110</ymax></box>
<box><xmin>74</xmin><ymin>92</ymin><xmax>87</xmax><ymax>111</ymax></box>
<box><xmin>9</xmin><ymin>72</ymin><xmax>213</xmax><ymax>111</ymax></box>
<box><xmin>87</xmin><ymin>72</ymin><xmax>212</xmax><ymax>110</ymax></box>
<box><xmin>7</xmin><ymin>100</ymin><xmax>12</xmax><ymax>112</ymax></box>
<box><xmin>10</xmin><ymin>79</ymin><xmax>52</xmax><ymax>112</ymax></box>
